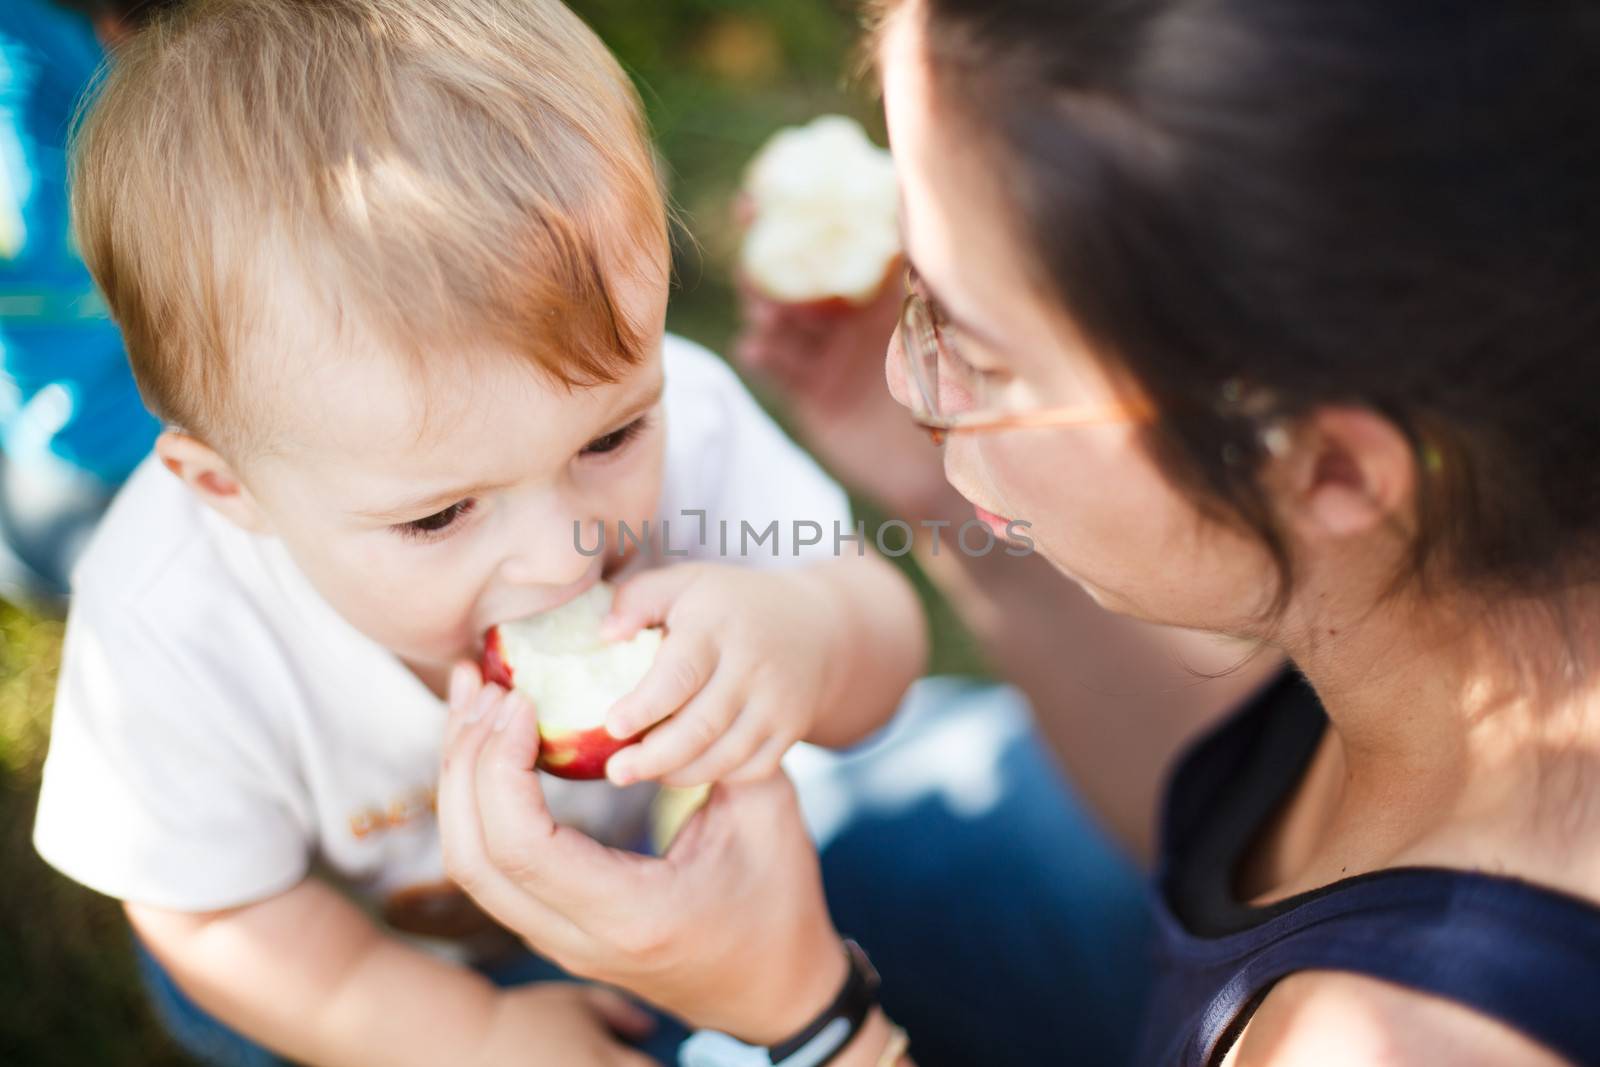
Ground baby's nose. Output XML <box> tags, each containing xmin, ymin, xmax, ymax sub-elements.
<box><xmin>498</xmin><ymin>543</ymin><xmax>593</xmax><ymax>588</ymax></box>
<box><xmin>497</xmin><ymin>513</ymin><xmax>598</xmax><ymax>588</ymax></box>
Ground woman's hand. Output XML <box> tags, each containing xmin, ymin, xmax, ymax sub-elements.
<box><xmin>438</xmin><ymin>665</ymin><xmax>849</xmax><ymax>1044</ymax></box>
<box><xmin>472</xmin><ymin>984</ymin><xmax>656</xmax><ymax>1067</ymax></box>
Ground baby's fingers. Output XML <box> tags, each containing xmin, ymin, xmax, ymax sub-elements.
<box><xmin>600</xmin><ymin>565</ymin><xmax>700</xmax><ymax>642</ymax></box>
<box><xmin>661</xmin><ymin>708</ymin><xmax>773</xmax><ymax>789</ymax></box>
<box><xmin>606</xmin><ymin>674</ymin><xmax>741</xmax><ymax>787</ymax></box>
<box><xmin>604</xmin><ymin>635</ymin><xmax>717</xmax><ymax>741</ymax></box>
<box><xmin>720</xmin><ymin>734</ymin><xmax>793</xmax><ymax>785</ymax></box>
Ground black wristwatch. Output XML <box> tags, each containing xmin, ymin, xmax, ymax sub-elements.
<box><xmin>678</xmin><ymin>940</ymin><xmax>883</xmax><ymax>1067</ymax></box>
<box><xmin>767</xmin><ymin>939</ymin><xmax>881</xmax><ymax>1065</ymax></box>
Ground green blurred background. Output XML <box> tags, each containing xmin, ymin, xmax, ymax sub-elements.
<box><xmin>0</xmin><ymin>2</ymin><xmax>979</xmax><ymax>1063</ymax></box>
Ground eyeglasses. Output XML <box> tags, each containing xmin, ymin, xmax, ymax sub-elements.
<box><xmin>895</xmin><ymin>271</ymin><xmax>1146</xmax><ymax>445</ymax></box>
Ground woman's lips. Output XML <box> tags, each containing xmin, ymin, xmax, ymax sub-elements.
<box><xmin>974</xmin><ymin>504</ymin><xmax>1014</xmax><ymax>535</ymax></box>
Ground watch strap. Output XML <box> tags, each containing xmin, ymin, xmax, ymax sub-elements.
<box><xmin>767</xmin><ymin>939</ymin><xmax>881</xmax><ymax>1066</ymax></box>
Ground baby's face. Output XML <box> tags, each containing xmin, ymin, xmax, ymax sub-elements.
<box><xmin>235</xmin><ymin>312</ymin><xmax>668</xmax><ymax>682</ymax></box>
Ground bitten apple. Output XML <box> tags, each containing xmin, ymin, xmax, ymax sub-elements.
<box><xmin>481</xmin><ymin>581</ymin><xmax>662</xmax><ymax>780</ymax></box>
<box><xmin>740</xmin><ymin>114</ymin><xmax>901</xmax><ymax>308</ymax></box>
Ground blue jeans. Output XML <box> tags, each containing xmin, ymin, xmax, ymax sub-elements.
<box><xmin>136</xmin><ymin>680</ymin><xmax>1154</xmax><ymax>1066</ymax></box>
<box><xmin>800</xmin><ymin>679</ymin><xmax>1153</xmax><ymax>1067</ymax></box>
<box><xmin>133</xmin><ymin>938</ymin><xmax>692</xmax><ymax>1065</ymax></box>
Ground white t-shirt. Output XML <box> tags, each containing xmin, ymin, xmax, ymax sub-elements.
<box><xmin>33</xmin><ymin>335</ymin><xmax>852</xmax><ymax>933</ymax></box>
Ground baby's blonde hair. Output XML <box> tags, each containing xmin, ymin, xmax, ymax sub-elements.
<box><xmin>73</xmin><ymin>0</ymin><xmax>667</xmax><ymax>454</ymax></box>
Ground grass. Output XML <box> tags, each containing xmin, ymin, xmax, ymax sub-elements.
<box><xmin>0</xmin><ymin>3</ymin><xmax>982</xmax><ymax>1063</ymax></box>
<box><xmin>0</xmin><ymin>603</ymin><xmax>193</xmax><ymax>1066</ymax></box>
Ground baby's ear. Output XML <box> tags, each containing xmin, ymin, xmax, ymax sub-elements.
<box><xmin>154</xmin><ymin>431</ymin><xmax>271</xmax><ymax>534</ymax></box>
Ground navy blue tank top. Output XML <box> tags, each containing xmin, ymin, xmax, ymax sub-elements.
<box><xmin>1137</xmin><ymin>669</ymin><xmax>1600</xmax><ymax>1066</ymax></box>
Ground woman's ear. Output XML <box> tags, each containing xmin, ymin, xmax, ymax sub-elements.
<box><xmin>154</xmin><ymin>431</ymin><xmax>272</xmax><ymax>534</ymax></box>
<box><xmin>1270</xmin><ymin>407</ymin><xmax>1416</xmax><ymax>543</ymax></box>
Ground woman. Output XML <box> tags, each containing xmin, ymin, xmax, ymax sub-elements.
<box><xmin>439</xmin><ymin>0</ymin><xmax>1600</xmax><ymax>1064</ymax></box>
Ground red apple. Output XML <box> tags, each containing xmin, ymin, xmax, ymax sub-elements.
<box><xmin>481</xmin><ymin>582</ymin><xmax>663</xmax><ymax>780</ymax></box>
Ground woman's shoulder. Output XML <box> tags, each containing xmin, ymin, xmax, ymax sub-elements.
<box><xmin>1228</xmin><ymin>820</ymin><xmax>1600</xmax><ymax>1066</ymax></box>
<box><xmin>1224</xmin><ymin>970</ymin><xmax>1569</xmax><ymax>1067</ymax></box>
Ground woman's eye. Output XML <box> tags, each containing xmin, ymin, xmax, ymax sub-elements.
<box><xmin>909</xmin><ymin>270</ymin><xmax>1009</xmax><ymax>382</ymax></box>
<box><xmin>581</xmin><ymin>415</ymin><xmax>650</xmax><ymax>457</ymax></box>
<box><xmin>970</xmin><ymin>359</ymin><xmax>1012</xmax><ymax>384</ymax></box>
<box><xmin>395</xmin><ymin>499</ymin><xmax>475</xmax><ymax>541</ymax></box>
<box><xmin>937</xmin><ymin>326</ymin><xmax>1007</xmax><ymax>382</ymax></box>
<box><xmin>923</xmin><ymin>300</ymin><xmax>998</xmax><ymax>378</ymax></box>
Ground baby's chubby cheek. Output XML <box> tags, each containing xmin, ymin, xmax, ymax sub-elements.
<box><xmin>374</xmin><ymin>584</ymin><xmax>487</xmax><ymax>664</ymax></box>
<box><xmin>297</xmin><ymin>550</ymin><xmax>485</xmax><ymax>666</ymax></box>
<box><xmin>373</xmin><ymin>605</ymin><xmax>482</xmax><ymax>667</ymax></box>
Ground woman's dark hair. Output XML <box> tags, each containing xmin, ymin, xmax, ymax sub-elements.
<box><xmin>896</xmin><ymin>0</ymin><xmax>1600</xmax><ymax>606</ymax></box>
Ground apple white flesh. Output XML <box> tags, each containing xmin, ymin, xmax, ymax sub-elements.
<box><xmin>481</xmin><ymin>581</ymin><xmax>663</xmax><ymax>780</ymax></box>
<box><xmin>740</xmin><ymin>114</ymin><xmax>901</xmax><ymax>306</ymax></box>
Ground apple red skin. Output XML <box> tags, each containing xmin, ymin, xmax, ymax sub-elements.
<box><xmin>481</xmin><ymin>626</ymin><xmax>639</xmax><ymax>781</ymax></box>
<box><xmin>480</xmin><ymin>626</ymin><xmax>516</xmax><ymax>690</ymax></box>
<box><xmin>742</xmin><ymin>264</ymin><xmax>901</xmax><ymax>317</ymax></box>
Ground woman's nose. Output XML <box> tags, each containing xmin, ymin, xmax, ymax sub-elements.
<box><xmin>885</xmin><ymin>332</ymin><xmax>914</xmax><ymax>410</ymax></box>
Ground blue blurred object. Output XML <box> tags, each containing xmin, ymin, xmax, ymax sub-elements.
<box><xmin>136</xmin><ymin>931</ymin><xmax>694</xmax><ymax>1065</ymax></box>
<box><xmin>0</xmin><ymin>0</ymin><xmax>160</xmax><ymax>602</ymax></box>
<box><xmin>134</xmin><ymin>940</ymin><xmax>283</xmax><ymax>1067</ymax></box>
<box><xmin>794</xmin><ymin>677</ymin><xmax>1153</xmax><ymax>1067</ymax></box>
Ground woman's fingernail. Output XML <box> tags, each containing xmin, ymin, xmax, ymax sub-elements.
<box><xmin>467</xmin><ymin>685</ymin><xmax>498</xmax><ymax>723</ymax></box>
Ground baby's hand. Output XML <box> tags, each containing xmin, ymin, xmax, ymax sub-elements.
<box><xmin>599</xmin><ymin>564</ymin><xmax>843</xmax><ymax>788</ymax></box>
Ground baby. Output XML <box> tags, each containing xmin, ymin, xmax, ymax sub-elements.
<box><xmin>31</xmin><ymin>0</ymin><xmax>925</xmax><ymax>1063</ymax></box>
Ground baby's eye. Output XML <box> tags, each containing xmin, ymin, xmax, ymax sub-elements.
<box><xmin>581</xmin><ymin>414</ymin><xmax>651</xmax><ymax>458</ymax></box>
<box><xmin>395</xmin><ymin>499</ymin><xmax>476</xmax><ymax>541</ymax></box>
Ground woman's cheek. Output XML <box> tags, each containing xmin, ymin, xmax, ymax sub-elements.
<box><xmin>978</xmin><ymin>431</ymin><xmax>1150</xmax><ymax>583</ymax></box>
<box><xmin>975</xmin><ymin>434</ymin><xmax>1077</xmax><ymax>534</ymax></box>
<box><xmin>939</xmin><ymin>435</ymin><xmax>990</xmax><ymax>506</ymax></box>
